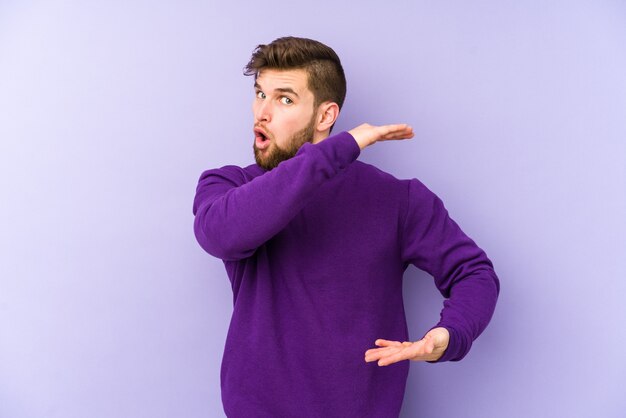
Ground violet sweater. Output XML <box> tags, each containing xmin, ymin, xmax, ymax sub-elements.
<box><xmin>192</xmin><ymin>131</ymin><xmax>500</xmax><ymax>418</ymax></box>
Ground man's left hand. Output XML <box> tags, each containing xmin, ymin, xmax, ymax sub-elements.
<box><xmin>364</xmin><ymin>327</ymin><xmax>450</xmax><ymax>366</ymax></box>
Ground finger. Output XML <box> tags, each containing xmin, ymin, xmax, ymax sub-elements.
<box><xmin>374</xmin><ymin>124</ymin><xmax>408</xmax><ymax>137</ymax></box>
<box><xmin>403</xmin><ymin>338</ymin><xmax>443</xmax><ymax>362</ymax></box>
<box><xmin>377</xmin><ymin>347</ymin><xmax>414</xmax><ymax>366</ymax></box>
<box><xmin>367</xmin><ymin>339</ymin><xmax>412</xmax><ymax>363</ymax></box>
<box><xmin>374</xmin><ymin>339</ymin><xmax>402</xmax><ymax>347</ymax></box>
<box><xmin>365</xmin><ymin>347</ymin><xmax>398</xmax><ymax>358</ymax></box>
<box><xmin>365</xmin><ymin>346</ymin><xmax>403</xmax><ymax>362</ymax></box>
<box><xmin>424</xmin><ymin>327</ymin><xmax>450</xmax><ymax>351</ymax></box>
<box><xmin>374</xmin><ymin>338</ymin><xmax>445</xmax><ymax>365</ymax></box>
<box><xmin>380</xmin><ymin>127</ymin><xmax>414</xmax><ymax>140</ymax></box>
<box><xmin>381</xmin><ymin>133</ymin><xmax>414</xmax><ymax>141</ymax></box>
<box><xmin>384</xmin><ymin>123</ymin><xmax>411</xmax><ymax>131</ymax></box>
<box><xmin>423</xmin><ymin>336</ymin><xmax>435</xmax><ymax>354</ymax></box>
<box><xmin>366</xmin><ymin>345</ymin><xmax>404</xmax><ymax>357</ymax></box>
<box><xmin>374</xmin><ymin>342</ymin><xmax>414</xmax><ymax>364</ymax></box>
<box><xmin>384</xmin><ymin>123</ymin><xmax>412</xmax><ymax>133</ymax></box>
<box><xmin>380</xmin><ymin>124</ymin><xmax>412</xmax><ymax>135</ymax></box>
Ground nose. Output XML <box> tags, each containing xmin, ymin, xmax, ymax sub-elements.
<box><xmin>254</xmin><ymin>98</ymin><xmax>272</xmax><ymax>123</ymax></box>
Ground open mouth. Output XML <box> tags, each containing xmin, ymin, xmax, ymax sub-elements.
<box><xmin>255</xmin><ymin>129</ymin><xmax>271</xmax><ymax>148</ymax></box>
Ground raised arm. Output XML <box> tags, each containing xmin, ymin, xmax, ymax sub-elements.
<box><xmin>192</xmin><ymin>131</ymin><xmax>360</xmax><ymax>261</ymax></box>
<box><xmin>193</xmin><ymin>123</ymin><xmax>415</xmax><ymax>261</ymax></box>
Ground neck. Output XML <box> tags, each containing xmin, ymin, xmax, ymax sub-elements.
<box><xmin>311</xmin><ymin>130</ymin><xmax>331</xmax><ymax>145</ymax></box>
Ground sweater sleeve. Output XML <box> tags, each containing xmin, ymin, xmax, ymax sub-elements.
<box><xmin>192</xmin><ymin>131</ymin><xmax>361</xmax><ymax>261</ymax></box>
<box><xmin>400</xmin><ymin>178</ymin><xmax>500</xmax><ymax>362</ymax></box>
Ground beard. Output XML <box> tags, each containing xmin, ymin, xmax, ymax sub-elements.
<box><xmin>253</xmin><ymin>115</ymin><xmax>317</xmax><ymax>171</ymax></box>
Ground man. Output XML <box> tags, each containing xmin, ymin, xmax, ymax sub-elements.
<box><xmin>192</xmin><ymin>36</ymin><xmax>500</xmax><ymax>418</ymax></box>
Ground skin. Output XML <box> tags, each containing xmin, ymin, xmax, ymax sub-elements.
<box><xmin>364</xmin><ymin>327</ymin><xmax>450</xmax><ymax>366</ymax></box>
<box><xmin>252</xmin><ymin>67</ymin><xmax>450</xmax><ymax>364</ymax></box>
<box><xmin>252</xmin><ymin>69</ymin><xmax>321</xmax><ymax>170</ymax></box>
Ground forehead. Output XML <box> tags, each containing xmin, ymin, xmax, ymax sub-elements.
<box><xmin>255</xmin><ymin>68</ymin><xmax>311</xmax><ymax>94</ymax></box>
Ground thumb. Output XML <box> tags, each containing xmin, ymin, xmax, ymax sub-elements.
<box><xmin>424</xmin><ymin>327</ymin><xmax>450</xmax><ymax>351</ymax></box>
<box><xmin>422</xmin><ymin>334</ymin><xmax>435</xmax><ymax>354</ymax></box>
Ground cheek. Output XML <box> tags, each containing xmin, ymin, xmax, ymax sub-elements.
<box><xmin>281</xmin><ymin>109</ymin><xmax>309</xmax><ymax>130</ymax></box>
<box><xmin>272</xmin><ymin>110</ymin><xmax>299</xmax><ymax>135</ymax></box>
<box><xmin>282</xmin><ymin>116</ymin><xmax>301</xmax><ymax>132</ymax></box>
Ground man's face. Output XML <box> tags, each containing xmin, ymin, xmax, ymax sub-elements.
<box><xmin>252</xmin><ymin>68</ymin><xmax>318</xmax><ymax>170</ymax></box>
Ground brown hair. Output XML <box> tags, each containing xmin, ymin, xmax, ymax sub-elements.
<box><xmin>244</xmin><ymin>36</ymin><xmax>347</xmax><ymax>122</ymax></box>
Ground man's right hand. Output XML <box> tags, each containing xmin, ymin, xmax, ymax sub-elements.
<box><xmin>348</xmin><ymin>123</ymin><xmax>414</xmax><ymax>150</ymax></box>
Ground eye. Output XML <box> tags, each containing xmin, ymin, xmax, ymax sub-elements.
<box><xmin>256</xmin><ymin>91</ymin><xmax>266</xmax><ymax>99</ymax></box>
<box><xmin>280</xmin><ymin>96</ymin><xmax>293</xmax><ymax>105</ymax></box>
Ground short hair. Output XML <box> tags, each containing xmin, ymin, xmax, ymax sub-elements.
<box><xmin>243</xmin><ymin>36</ymin><xmax>347</xmax><ymax>114</ymax></box>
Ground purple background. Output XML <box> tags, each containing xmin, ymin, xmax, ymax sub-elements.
<box><xmin>1</xmin><ymin>1</ymin><xmax>625</xmax><ymax>417</ymax></box>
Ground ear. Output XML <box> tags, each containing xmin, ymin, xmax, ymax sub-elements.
<box><xmin>315</xmin><ymin>102</ymin><xmax>340</xmax><ymax>133</ymax></box>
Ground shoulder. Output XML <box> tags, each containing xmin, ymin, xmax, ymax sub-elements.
<box><xmin>197</xmin><ymin>163</ymin><xmax>265</xmax><ymax>186</ymax></box>
<box><xmin>350</xmin><ymin>162</ymin><xmax>445</xmax><ymax>217</ymax></box>
<box><xmin>360</xmin><ymin>162</ymin><xmax>435</xmax><ymax>195</ymax></box>
<box><xmin>350</xmin><ymin>160</ymin><xmax>411</xmax><ymax>189</ymax></box>
<box><xmin>343</xmin><ymin>161</ymin><xmax>416</xmax><ymax>209</ymax></box>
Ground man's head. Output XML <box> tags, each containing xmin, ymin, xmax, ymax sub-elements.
<box><xmin>244</xmin><ymin>36</ymin><xmax>346</xmax><ymax>170</ymax></box>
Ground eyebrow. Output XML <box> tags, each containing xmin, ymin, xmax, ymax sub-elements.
<box><xmin>254</xmin><ymin>82</ymin><xmax>300</xmax><ymax>99</ymax></box>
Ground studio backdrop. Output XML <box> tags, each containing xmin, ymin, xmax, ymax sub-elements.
<box><xmin>1</xmin><ymin>1</ymin><xmax>625</xmax><ymax>417</ymax></box>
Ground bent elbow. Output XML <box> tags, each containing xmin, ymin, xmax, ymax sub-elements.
<box><xmin>193</xmin><ymin>212</ymin><xmax>254</xmax><ymax>261</ymax></box>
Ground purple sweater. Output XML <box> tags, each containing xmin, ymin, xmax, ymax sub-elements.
<box><xmin>192</xmin><ymin>131</ymin><xmax>500</xmax><ymax>418</ymax></box>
